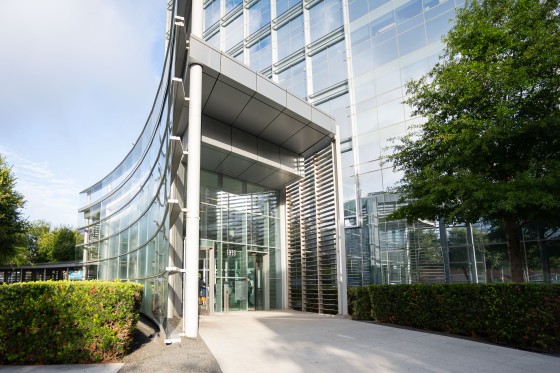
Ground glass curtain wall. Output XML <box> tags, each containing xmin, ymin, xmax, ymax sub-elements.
<box><xmin>77</xmin><ymin>6</ymin><xmax>175</xmax><ymax>325</ymax></box>
<box><xmin>200</xmin><ymin>0</ymin><xmax>557</xmax><ymax>290</ymax></box>
<box><xmin>199</xmin><ymin>170</ymin><xmax>282</xmax><ymax>312</ymax></box>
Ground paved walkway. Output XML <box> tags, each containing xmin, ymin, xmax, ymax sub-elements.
<box><xmin>199</xmin><ymin>310</ymin><xmax>560</xmax><ymax>373</ymax></box>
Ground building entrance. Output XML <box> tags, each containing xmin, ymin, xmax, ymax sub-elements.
<box><xmin>199</xmin><ymin>243</ymin><xmax>269</xmax><ymax>313</ymax></box>
<box><xmin>199</xmin><ymin>246</ymin><xmax>214</xmax><ymax>315</ymax></box>
<box><xmin>248</xmin><ymin>253</ymin><xmax>266</xmax><ymax>311</ymax></box>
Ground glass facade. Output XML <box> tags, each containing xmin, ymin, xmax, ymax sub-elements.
<box><xmin>78</xmin><ymin>24</ymin><xmax>174</xmax><ymax>324</ymax></box>
<box><xmin>200</xmin><ymin>0</ymin><xmax>556</xmax><ymax>289</ymax></box>
<box><xmin>200</xmin><ymin>171</ymin><xmax>282</xmax><ymax>312</ymax></box>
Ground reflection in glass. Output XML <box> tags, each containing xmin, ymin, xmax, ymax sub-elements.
<box><xmin>248</xmin><ymin>0</ymin><xmax>271</xmax><ymax>35</ymax></box>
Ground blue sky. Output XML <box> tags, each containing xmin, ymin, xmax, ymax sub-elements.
<box><xmin>0</xmin><ymin>0</ymin><xmax>167</xmax><ymax>227</ymax></box>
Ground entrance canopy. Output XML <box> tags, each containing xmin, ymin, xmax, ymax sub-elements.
<box><xmin>172</xmin><ymin>34</ymin><xmax>336</xmax><ymax>190</ymax></box>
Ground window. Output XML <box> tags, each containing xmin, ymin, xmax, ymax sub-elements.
<box><xmin>316</xmin><ymin>93</ymin><xmax>351</xmax><ymax>139</ymax></box>
<box><xmin>225</xmin><ymin>15</ymin><xmax>244</xmax><ymax>51</ymax></box>
<box><xmin>311</xmin><ymin>40</ymin><xmax>347</xmax><ymax>93</ymax></box>
<box><xmin>309</xmin><ymin>0</ymin><xmax>344</xmax><ymax>42</ymax></box>
<box><xmin>276</xmin><ymin>0</ymin><xmax>300</xmax><ymax>17</ymax></box>
<box><xmin>277</xmin><ymin>61</ymin><xmax>307</xmax><ymax>99</ymax></box>
<box><xmin>206</xmin><ymin>31</ymin><xmax>220</xmax><ymax>49</ymax></box>
<box><xmin>248</xmin><ymin>0</ymin><xmax>271</xmax><ymax>35</ymax></box>
<box><xmin>249</xmin><ymin>34</ymin><xmax>272</xmax><ymax>72</ymax></box>
<box><xmin>226</xmin><ymin>0</ymin><xmax>243</xmax><ymax>13</ymax></box>
<box><xmin>204</xmin><ymin>0</ymin><xmax>220</xmax><ymax>31</ymax></box>
<box><xmin>276</xmin><ymin>14</ymin><xmax>304</xmax><ymax>61</ymax></box>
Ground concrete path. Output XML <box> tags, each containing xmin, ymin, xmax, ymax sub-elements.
<box><xmin>199</xmin><ymin>310</ymin><xmax>560</xmax><ymax>373</ymax></box>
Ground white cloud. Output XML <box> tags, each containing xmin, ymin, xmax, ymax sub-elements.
<box><xmin>0</xmin><ymin>1</ymin><xmax>167</xmax><ymax>227</ymax></box>
<box><xmin>1</xmin><ymin>146</ymin><xmax>80</xmax><ymax>227</ymax></box>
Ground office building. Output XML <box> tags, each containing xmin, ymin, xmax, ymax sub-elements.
<box><xmin>78</xmin><ymin>0</ymin><xmax>473</xmax><ymax>334</ymax></box>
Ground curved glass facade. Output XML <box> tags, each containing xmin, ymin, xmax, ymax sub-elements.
<box><xmin>78</xmin><ymin>16</ymin><xmax>174</xmax><ymax>325</ymax></box>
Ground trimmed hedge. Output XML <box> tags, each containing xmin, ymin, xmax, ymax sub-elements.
<box><xmin>348</xmin><ymin>283</ymin><xmax>560</xmax><ymax>352</ymax></box>
<box><xmin>0</xmin><ymin>281</ymin><xmax>143</xmax><ymax>364</ymax></box>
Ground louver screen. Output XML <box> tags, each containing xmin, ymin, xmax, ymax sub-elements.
<box><xmin>286</xmin><ymin>144</ymin><xmax>338</xmax><ymax>315</ymax></box>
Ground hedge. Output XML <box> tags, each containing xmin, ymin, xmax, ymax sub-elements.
<box><xmin>0</xmin><ymin>280</ymin><xmax>143</xmax><ymax>364</ymax></box>
<box><xmin>348</xmin><ymin>283</ymin><xmax>560</xmax><ymax>352</ymax></box>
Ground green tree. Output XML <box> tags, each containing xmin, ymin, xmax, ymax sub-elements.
<box><xmin>25</xmin><ymin>220</ymin><xmax>52</xmax><ymax>263</ymax></box>
<box><xmin>37</xmin><ymin>226</ymin><xmax>77</xmax><ymax>262</ymax></box>
<box><xmin>386</xmin><ymin>0</ymin><xmax>560</xmax><ymax>282</ymax></box>
<box><xmin>0</xmin><ymin>155</ymin><xmax>27</xmax><ymax>264</ymax></box>
<box><xmin>49</xmin><ymin>227</ymin><xmax>78</xmax><ymax>262</ymax></box>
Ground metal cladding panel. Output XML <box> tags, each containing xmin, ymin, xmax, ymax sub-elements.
<box><xmin>220</xmin><ymin>54</ymin><xmax>256</xmax><ymax>95</ymax></box>
<box><xmin>187</xmin><ymin>35</ymin><xmax>335</xmax><ymax>157</ymax></box>
<box><xmin>239</xmin><ymin>163</ymin><xmax>277</xmax><ymax>182</ymax></box>
<box><xmin>232</xmin><ymin>127</ymin><xmax>258</xmax><ymax>159</ymax></box>
<box><xmin>200</xmin><ymin>146</ymin><xmax>229</xmax><ymax>170</ymax></box>
<box><xmin>214</xmin><ymin>154</ymin><xmax>254</xmax><ymax>178</ymax></box>
<box><xmin>260</xmin><ymin>113</ymin><xmax>306</xmax><ymax>144</ymax></box>
<box><xmin>204</xmin><ymin>80</ymin><xmax>252</xmax><ymax>124</ymax></box>
<box><xmin>234</xmin><ymin>98</ymin><xmax>281</xmax><ymax>135</ymax></box>
<box><xmin>285</xmin><ymin>93</ymin><xmax>312</xmax><ymax>125</ymax></box>
<box><xmin>283</xmin><ymin>126</ymin><xmax>326</xmax><ymax>154</ymax></box>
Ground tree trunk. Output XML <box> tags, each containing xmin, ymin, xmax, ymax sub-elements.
<box><xmin>503</xmin><ymin>216</ymin><xmax>525</xmax><ymax>282</ymax></box>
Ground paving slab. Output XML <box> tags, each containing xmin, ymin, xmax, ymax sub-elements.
<box><xmin>199</xmin><ymin>309</ymin><xmax>560</xmax><ymax>373</ymax></box>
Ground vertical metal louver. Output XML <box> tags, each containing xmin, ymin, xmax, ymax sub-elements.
<box><xmin>286</xmin><ymin>144</ymin><xmax>338</xmax><ymax>315</ymax></box>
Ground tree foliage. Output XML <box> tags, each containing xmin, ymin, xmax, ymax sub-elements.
<box><xmin>0</xmin><ymin>155</ymin><xmax>27</xmax><ymax>264</ymax></box>
<box><xmin>26</xmin><ymin>221</ymin><xmax>78</xmax><ymax>263</ymax></box>
<box><xmin>387</xmin><ymin>0</ymin><xmax>560</xmax><ymax>281</ymax></box>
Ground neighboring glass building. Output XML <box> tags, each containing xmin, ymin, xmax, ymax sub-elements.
<box><xmin>78</xmin><ymin>0</ymin><xmax>557</xmax><ymax>334</ymax></box>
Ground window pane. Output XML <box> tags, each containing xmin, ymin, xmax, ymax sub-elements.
<box><xmin>316</xmin><ymin>93</ymin><xmax>351</xmax><ymax>139</ymax></box>
<box><xmin>276</xmin><ymin>14</ymin><xmax>304</xmax><ymax>61</ymax></box>
<box><xmin>225</xmin><ymin>15</ymin><xmax>244</xmax><ymax>51</ymax></box>
<box><xmin>226</xmin><ymin>0</ymin><xmax>243</xmax><ymax>13</ymax></box>
<box><xmin>398</xmin><ymin>25</ymin><xmax>427</xmax><ymax>56</ymax></box>
<box><xmin>249</xmin><ymin>34</ymin><xmax>272</xmax><ymax>72</ymax></box>
<box><xmin>309</xmin><ymin>0</ymin><xmax>343</xmax><ymax>42</ymax></box>
<box><xmin>248</xmin><ymin>0</ymin><xmax>271</xmax><ymax>35</ymax></box>
<box><xmin>277</xmin><ymin>61</ymin><xmax>307</xmax><ymax>98</ymax></box>
<box><xmin>204</xmin><ymin>0</ymin><xmax>220</xmax><ymax>31</ymax></box>
<box><xmin>311</xmin><ymin>40</ymin><xmax>347</xmax><ymax>93</ymax></box>
<box><xmin>276</xmin><ymin>0</ymin><xmax>300</xmax><ymax>17</ymax></box>
<box><xmin>206</xmin><ymin>31</ymin><xmax>220</xmax><ymax>49</ymax></box>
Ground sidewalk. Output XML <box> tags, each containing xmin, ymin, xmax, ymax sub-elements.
<box><xmin>2</xmin><ymin>310</ymin><xmax>559</xmax><ymax>373</ymax></box>
<box><xmin>199</xmin><ymin>310</ymin><xmax>560</xmax><ymax>373</ymax></box>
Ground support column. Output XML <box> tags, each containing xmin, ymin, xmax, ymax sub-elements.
<box><xmin>333</xmin><ymin>125</ymin><xmax>348</xmax><ymax>316</ymax></box>
<box><xmin>183</xmin><ymin>0</ymin><xmax>204</xmax><ymax>340</ymax></box>
<box><xmin>184</xmin><ymin>62</ymin><xmax>202</xmax><ymax>338</ymax></box>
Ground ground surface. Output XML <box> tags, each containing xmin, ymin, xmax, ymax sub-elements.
<box><xmin>119</xmin><ymin>317</ymin><xmax>222</xmax><ymax>373</ymax></box>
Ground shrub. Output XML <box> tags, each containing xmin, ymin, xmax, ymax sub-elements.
<box><xmin>0</xmin><ymin>280</ymin><xmax>143</xmax><ymax>364</ymax></box>
<box><xmin>348</xmin><ymin>283</ymin><xmax>560</xmax><ymax>352</ymax></box>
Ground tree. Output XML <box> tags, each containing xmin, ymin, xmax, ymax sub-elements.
<box><xmin>0</xmin><ymin>155</ymin><xmax>27</xmax><ymax>264</ymax></box>
<box><xmin>25</xmin><ymin>220</ymin><xmax>52</xmax><ymax>263</ymax></box>
<box><xmin>386</xmin><ymin>0</ymin><xmax>560</xmax><ymax>282</ymax></box>
<box><xmin>37</xmin><ymin>226</ymin><xmax>78</xmax><ymax>262</ymax></box>
<box><xmin>49</xmin><ymin>227</ymin><xmax>78</xmax><ymax>262</ymax></box>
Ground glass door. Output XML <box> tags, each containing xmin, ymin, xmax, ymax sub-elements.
<box><xmin>198</xmin><ymin>247</ymin><xmax>214</xmax><ymax>315</ymax></box>
<box><xmin>248</xmin><ymin>253</ymin><xmax>265</xmax><ymax>311</ymax></box>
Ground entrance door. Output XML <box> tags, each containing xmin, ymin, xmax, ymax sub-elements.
<box><xmin>248</xmin><ymin>253</ymin><xmax>266</xmax><ymax>310</ymax></box>
<box><xmin>198</xmin><ymin>246</ymin><xmax>214</xmax><ymax>315</ymax></box>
